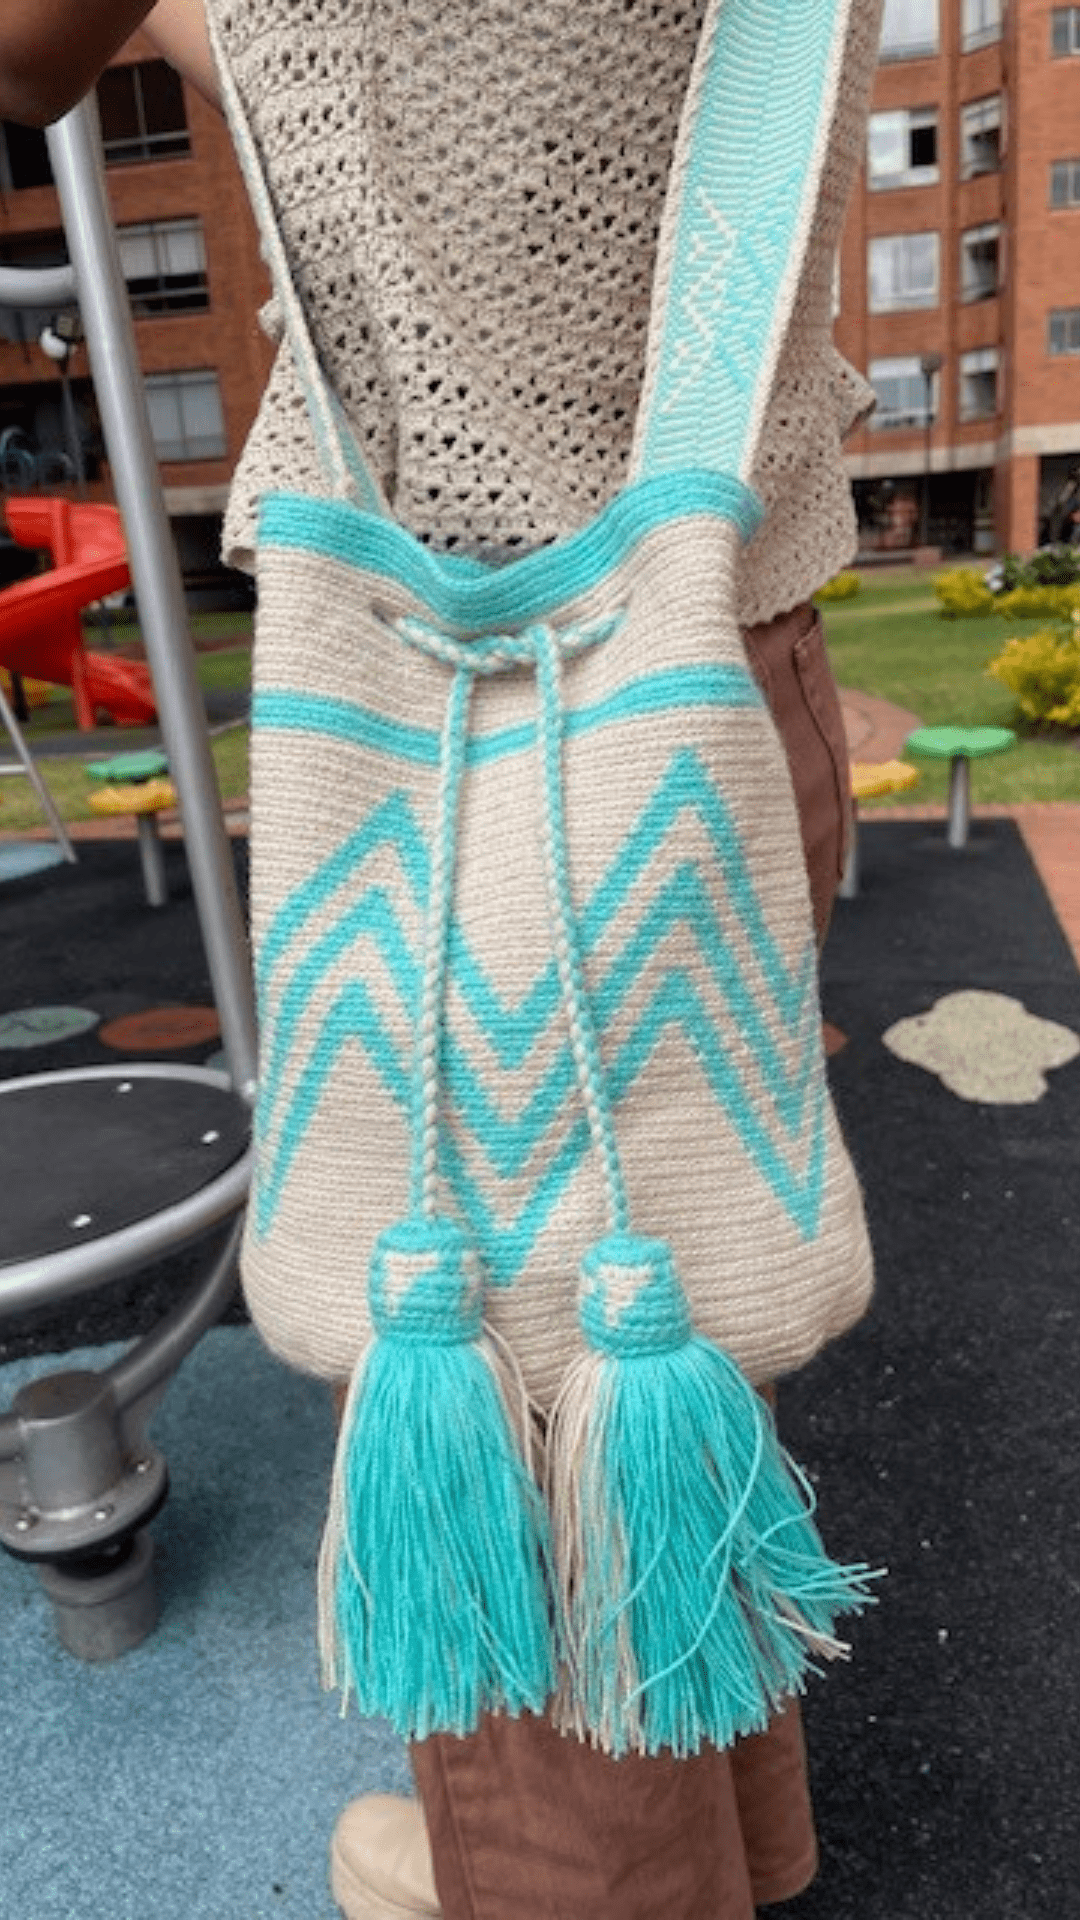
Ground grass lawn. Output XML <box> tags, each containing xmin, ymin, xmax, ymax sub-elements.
<box><xmin>96</xmin><ymin>609</ymin><xmax>254</xmax><ymax>655</ymax></box>
<box><xmin>0</xmin><ymin>726</ymin><xmax>249</xmax><ymax>834</ymax></box>
<box><xmin>820</xmin><ymin>568</ymin><xmax>1080</xmax><ymax>807</ymax></box>
<box><xmin>3</xmin><ymin>575</ymin><xmax>1079</xmax><ymax>830</ymax></box>
<box><xmin>1</xmin><ymin>625</ymin><xmax>251</xmax><ymax>833</ymax></box>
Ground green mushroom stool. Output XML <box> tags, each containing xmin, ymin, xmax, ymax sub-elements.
<box><xmin>904</xmin><ymin>725</ymin><xmax>1015</xmax><ymax>849</ymax></box>
<box><xmin>87</xmin><ymin>748</ymin><xmax>174</xmax><ymax>907</ymax></box>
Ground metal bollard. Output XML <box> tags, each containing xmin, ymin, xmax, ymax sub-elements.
<box><xmin>3</xmin><ymin>1367</ymin><xmax>169</xmax><ymax>1659</ymax></box>
<box><xmin>38</xmin><ymin>1533</ymin><xmax>159</xmax><ymax>1662</ymax></box>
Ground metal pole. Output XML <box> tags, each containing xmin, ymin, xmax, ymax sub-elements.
<box><xmin>946</xmin><ymin>754</ymin><xmax>971</xmax><ymax>849</ymax></box>
<box><xmin>920</xmin><ymin>384</ymin><xmax>932</xmax><ymax>548</ymax></box>
<box><xmin>0</xmin><ymin>677</ymin><xmax>77</xmax><ymax>860</ymax></box>
<box><xmin>838</xmin><ymin>811</ymin><xmax>859</xmax><ymax>898</ymax></box>
<box><xmin>918</xmin><ymin>351</ymin><xmax>943</xmax><ymax>552</ymax></box>
<box><xmin>134</xmin><ymin>814</ymin><xmax>168</xmax><ymax>906</ymax></box>
<box><xmin>59</xmin><ymin>366</ymin><xmax>88</xmax><ymax>494</ymax></box>
<box><xmin>45</xmin><ymin>101</ymin><xmax>258</xmax><ymax>1099</ymax></box>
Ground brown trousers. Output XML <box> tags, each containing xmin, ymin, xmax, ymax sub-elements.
<box><xmin>410</xmin><ymin>601</ymin><xmax>853</xmax><ymax>1920</ymax></box>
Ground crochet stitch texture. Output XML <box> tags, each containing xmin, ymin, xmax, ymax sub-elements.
<box><xmin>209</xmin><ymin>0</ymin><xmax>881</xmax><ymax>625</ymax></box>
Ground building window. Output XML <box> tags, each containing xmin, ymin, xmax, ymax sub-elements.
<box><xmin>96</xmin><ymin>60</ymin><xmax>190</xmax><ymax>166</ymax></box>
<box><xmin>1051</xmin><ymin>6</ymin><xmax>1080</xmax><ymax>53</ymax></box>
<box><xmin>1049</xmin><ymin>308</ymin><xmax>1080</xmax><ymax>355</ymax></box>
<box><xmin>1050</xmin><ymin>159</ymin><xmax>1080</xmax><ymax>207</ymax></box>
<box><xmin>0</xmin><ymin>121</ymin><xmax>53</xmax><ymax>192</ymax></box>
<box><xmin>959</xmin><ymin>348</ymin><xmax>999</xmax><ymax>419</ymax></box>
<box><xmin>143</xmin><ymin>371</ymin><xmax>226</xmax><ymax>462</ymax></box>
<box><xmin>868</xmin><ymin>355</ymin><xmax>940</xmax><ymax>430</ymax></box>
<box><xmin>960</xmin><ymin>95</ymin><xmax>1003</xmax><ymax>177</ymax></box>
<box><xmin>879</xmin><ymin>0</ymin><xmax>939</xmax><ymax>59</ymax></box>
<box><xmin>117</xmin><ymin>219</ymin><xmax>209</xmax><ymax>316</ymax></box>
<box><xmin>961</xmin><ymin>0</ymin><xmax>1002</xmax><ymax>50</ymax></box>
<box><xmin>960</xmin><ymin>223</ymin><xmax>1001</xmax><ymax>301</ymax></box>
<box><xmin>868</xmin><ymin>232</ymin><xmax>939</xmax><ymax>311</ymax></box>
<box><xmin>868</xmin><ymin>109</ymin><xmax>939</xmax><ymax>187</ymax></box>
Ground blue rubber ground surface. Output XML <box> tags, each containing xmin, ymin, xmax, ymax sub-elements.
<box><xmin>0</xmin><ymin>1328</ymin><xmax>411</xmax><ymax>1920</ymax></box>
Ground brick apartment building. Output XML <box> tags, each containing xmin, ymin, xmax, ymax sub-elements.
<box><xmin>0</xmin><ymin>26</ymin><xmax>270</xmax><ymax>588</ymax></box>
<box><xmin>837</xmin><ymin>0</ymin><xmax>1080</xmax><ymax>556</ymax></box>
<box><xmin>0</xmin><ymin>4</ymin><xmax>1077</xmax><ymax>574</ymax></box>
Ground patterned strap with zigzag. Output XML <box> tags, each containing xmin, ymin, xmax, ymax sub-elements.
<box><xmin>631</xmin><ymin>0</ymin><xmax>851</xmax><ymax>490</ymax></box>
<box><xmin>209</xmin><ymin>0</ymin><xmax>851</xmax><ymax>520</ymax></box>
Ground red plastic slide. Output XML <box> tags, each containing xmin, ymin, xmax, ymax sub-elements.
<box><xmin>0</xmin><ymin>498</ymin><xmax>156</xmax><ymax>730</ymax></box>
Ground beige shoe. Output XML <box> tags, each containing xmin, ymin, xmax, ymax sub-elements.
<box><xmin>330</xmin><ymin>1794</ymin><xmax>440</xmax><ymax>1919</ymax></box>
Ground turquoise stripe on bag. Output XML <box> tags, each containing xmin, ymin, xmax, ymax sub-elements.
<box><xmin>254</xmin><ymin>696</ymin><xmax>440</xmax><ymax>767</ymax></box>
<box><xmin>257</xmin><ymin>470</ymin><xmax>762</xmax><ymax>626</ymax></box>
<box><xmin>252</xmin><ymin>663</ymin><xmax>764</xmax><ymax>769</ymax></box>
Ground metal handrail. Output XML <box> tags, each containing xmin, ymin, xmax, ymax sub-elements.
<box><xmin>0</xmin><ymin>264</ymin><xmax>77</xmax><ymax>307</ymax></box>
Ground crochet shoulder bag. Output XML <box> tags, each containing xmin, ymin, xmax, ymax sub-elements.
<box><xmin>212</xmin><ymin>0</ymin><xmax>877</xmax><ymax>1759</ymax></box>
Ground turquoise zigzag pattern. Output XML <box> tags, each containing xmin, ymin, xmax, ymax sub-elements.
<box><xmin>252</xmin><ymin>749</ymin><xmax>828</xmax><ymax>1267</ymax></box>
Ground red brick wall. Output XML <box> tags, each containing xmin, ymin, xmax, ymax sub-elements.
<box><xmin>1005</xmin><ymin>0</ymin><xmax>1080</xmax><ymax>433</ymax></box>
<box><xmin>834</xmin><ymin>0</ymin><xmax>1080</xmax><ymax>551</ymax></box>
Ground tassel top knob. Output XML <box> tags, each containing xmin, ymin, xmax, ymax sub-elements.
<box><xmin>579</xmin><ymin>1233</ymin><xmax>692</xmax><ymax>1356</ymax></box>
<box><xmin>369</xmin><ymin>1217</ymin><xmax>484</xmax><ymax>1344</ymax></box>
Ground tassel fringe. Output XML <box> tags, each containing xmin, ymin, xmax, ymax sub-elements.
<box><xmin>317</xmin><ymin>1218</ymin><xmax>556</xmax><ymax>1739</ymax></box>
<box><xmin>547</xmin><ymin>1233</ymin><xmax>879</xmax><ymax>1757</ymax></box>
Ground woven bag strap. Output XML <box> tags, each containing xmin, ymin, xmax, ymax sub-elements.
<box><xmin>207</xmin><ymin>0</ymin><xmax>851</xmax><ymax>518</ymax></box>
<box><xmin>626</xmin><ymin>0</ymin><xmax>853</xmax><ymax>487</ymax></box>
<box><xmin>629</xmin><ymin>0</ymin><xmax>852</xmax><ymax>490</ymax></box>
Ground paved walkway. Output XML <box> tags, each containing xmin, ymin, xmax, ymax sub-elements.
<box><xmin>840</xmin><ymin>686</ymin><xmax>922</xmax><ymax>763</ymax></box>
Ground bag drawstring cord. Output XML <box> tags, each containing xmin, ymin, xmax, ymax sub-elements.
<box><xmin>393</xmin><ymin>610</ymin><xmax>624</xmax><ymax>1227</ymax></box>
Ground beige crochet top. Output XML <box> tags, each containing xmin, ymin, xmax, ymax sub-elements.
<box><xmin>210</xmin><ymin>0</ymin><xmax>879</xmax><ymax>627</ymax></box>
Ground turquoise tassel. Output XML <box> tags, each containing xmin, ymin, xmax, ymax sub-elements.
<box><xmin>549</xmin><ymin>1232</ymin><xmax>878</xmax><ymax>1758</ymax></box>
<box><xmin>318</xmin><ymin>1216</ymin><xmax>556</xmax><ymax>1739</ymax></box>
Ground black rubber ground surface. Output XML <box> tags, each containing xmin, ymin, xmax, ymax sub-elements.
<box><xmin>777</xmin><ymin>818</ymin><xmax>1080</xmax><ymax>1920</ymax></box>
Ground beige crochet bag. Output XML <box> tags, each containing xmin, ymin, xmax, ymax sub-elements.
<box><xmin>212</xmin><ymin>0</ymin><xmax>877</xmax><ymax>1757</ymax></box>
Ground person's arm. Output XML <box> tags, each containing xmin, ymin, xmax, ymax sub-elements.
<box><xmin>142</xmin><ymin>0</ymin><xmax>219</xmax><ymax>110</ymax></box>
<box><xmin>0</xmin><ymin>0</ymin><xmax>216</xmax><ymax>128</ymax></box>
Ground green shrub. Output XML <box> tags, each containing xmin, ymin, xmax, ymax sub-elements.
<box><xmin>991</xmin><ymin>546</ymin><xmax>1080</xmax><ymax>593</ymax></box>
<box><xmin>814</xmin><ymin>570</ymin><xmax>860</xmax><ymax>602</ymax></box>
<box><xmin>933</xmin><ymin>568</ymin><xmax>995</xmax><ymax>618</ymax></box>
<box><xmin>994</xmin><ymin>583</ymin><xmax>1080</xmax><ymax>620</ymax></box>
<box><xmin>988</xmin><ymin>624</ymin><xmax>1080</xmax><ymax>729</ymax></box>
<box><xmin>1021</xmin><ymin>544</ymin><xmax>1080</xmax><ymax>587</ymax></box>
<box><xmin>994</xmin><ymin>552</ymin><xmax>1027</xmax><ymax>593</ymax></box>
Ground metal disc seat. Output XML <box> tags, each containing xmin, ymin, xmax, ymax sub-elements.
<box><xmin>0</xmin><ymin>1064</ymin><xmax>251</xmax><ymax>1656</ymax></box>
